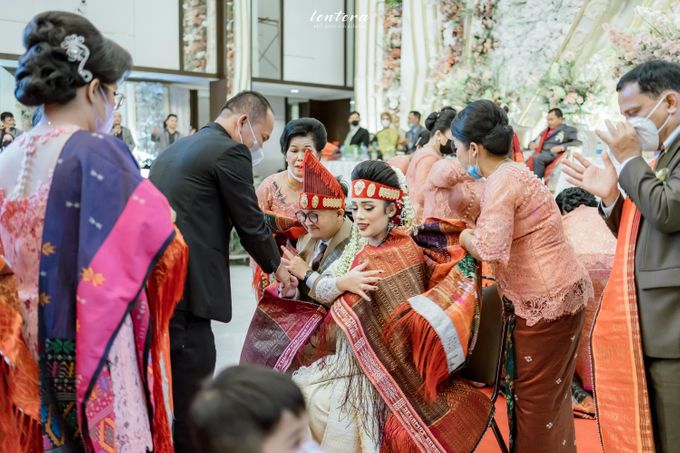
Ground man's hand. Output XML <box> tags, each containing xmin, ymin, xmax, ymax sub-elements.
<box><xmin>279</xmin><ymin>275</ymin><xmax>298</xmax><ymax>298</ymax></box>
<box><xmin>273</xmin><ymin>263</ymin><xmax>291</xmax><ymax>284</ymax></box>
<box><xmin>529</xmin><ymin>141</ymin><xmax>537</xmax><ymax>151</ymax></box>
<box><xmin>562</xmin><ymin>153</ymin><xmax>620</xmax><ymax>206</ymax></box>
<box><xmin>280</xmin><ymin>246</ymin><xmax>310</xmax><ymax>280</ymax></box>
<box><xmin>550</xmin><ymin>145</ymin><xmax>564</xmax><ymax>154</ymax></box>
<box><xmin>596</xmin><ymin>120</ymin><xmax>642</xmax><ymax>163</ymax></box>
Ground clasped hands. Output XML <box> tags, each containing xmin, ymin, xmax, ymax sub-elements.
<box><xmin>276</xmin><ymin>247</ymin><xmax>308</xmax><ymax>298</ymax></box>
<box><xmin>278</xmin><ymin>245</ymin><xmax>383</xmax><ymax>301</ymax></box>
<box><xmin>562</xmin><ymin>120</ymin><xmax>643</xmax><ymax>206</ymax></box>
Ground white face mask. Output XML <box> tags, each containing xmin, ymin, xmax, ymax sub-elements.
<box><xmin>95</xmin><ymin>87</ymin><xmax>115</xmax><ymax>134</ymax></box>
<box><xmin>381</xmin><ymin>119</ymin><xmax>391</xmax><ymax>128</ymax></box>
<box><xmin>239</xmin><ymin>118</ymin><xmax>264</xmax><ymax>166</ymax></box>
<box><xmin>628</xmin><ymin>94</ymin><xmax>671</xmax><ymax>152</ymax></box>
<box><xmin>288</xmin><ymin>166</ymin><xmax>303</xmax><ymax>182</ymax></box>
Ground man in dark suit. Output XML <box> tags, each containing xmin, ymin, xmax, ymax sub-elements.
<box><xmin>149</xmin><ymin>91</ymin><xmax>290</xmax><ymax>452</ymax></box>
<box><xmin>342</xmin><ymin>110</ymin><xmax>370</xmax><ymax>150</ymax></box>
<box><xmin>528</xmin><ymin>107</ymin><xmax>581</xmax><ymax>178</ymax></box>
<box><xmin>563</xmin><ymin>60</ymin><xmax>680</xmax><ymax>452</ymax></box>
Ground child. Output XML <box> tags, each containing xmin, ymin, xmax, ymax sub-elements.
<box><xmin>189</xmin><ymin>365</ymin><xmax>322</xmax><ymax>453</ymax></box>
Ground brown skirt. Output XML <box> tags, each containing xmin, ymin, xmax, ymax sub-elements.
<box><xmin>508</xmin><ymin>308</ymin><xmax>585</xmax><ymax>453</ymax></box>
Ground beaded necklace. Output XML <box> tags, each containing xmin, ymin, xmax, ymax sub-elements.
<box><xmin>9</xmin><ymin>126</ymin><xmax>79</xmax><ymax>200</ymax></box>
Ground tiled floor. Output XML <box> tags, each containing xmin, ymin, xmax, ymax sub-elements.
<box><xmin>213</xmin><ymin>264</ymin><xmax>258</xmax><ymax>374</ymax></box>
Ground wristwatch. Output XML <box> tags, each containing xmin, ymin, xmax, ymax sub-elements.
<box><xmin>303</xmin><ymin>269</ymin><xmax>315</xmax><ymax>282</ymax></box>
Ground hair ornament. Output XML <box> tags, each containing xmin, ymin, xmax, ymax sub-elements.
<box><xmin>392</xmin><ymin>167</ymin><xmax>417</xmax><ymax>234</ymax></box>
<box><xmin>61</xmin><ymin>34</ymin><xmax>93</xmax><ymax>82</ymax></box>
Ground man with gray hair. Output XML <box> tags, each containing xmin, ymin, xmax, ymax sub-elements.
<box><xmin>150</xmin><ymin>90</ymin><xmax>290</xmax><ymax>452</ymax></box>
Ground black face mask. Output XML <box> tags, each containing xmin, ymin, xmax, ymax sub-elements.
<box><xmin>350</xmin><ymin>120</ymin><xmax>360</xmax><ymax>126</ymax></box>
<box><xmin>2</xmin><ymin>140</ymin><xmax>12</xmax><ymax>148</ymax></box>
<box><xmin>441</xmin><ymin>138</ymin><xmax>454</xmax><ymax>155</ymax></box>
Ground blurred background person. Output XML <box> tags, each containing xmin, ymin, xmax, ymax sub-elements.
<box><xmin>151</xmin><ymin>112</ymin><xmax>182</xmax><ymax>153</ymax></box>
<box><xmin>526</xmin><ymin>107</ymin><xmax>581</xmax><ymax>179</ymax></box>
<box><xmin>111</xmin><ymin>110</ymin><xmax>136</xmax><ymax>150</ymax></box>
<box><xmin>342</xmin><ymin>111</ymin><xmax>369</xmax><ymax>153</ymax></box>
<box><xmin>403</xmin><ymin>110</ymin><xmax>430</xmax><ymax>153</ymax></box>
<box><xmin>1</xmin><ymin>111</ymin><xmax>23</xmax><ymax>139</ymax></box>
<box><xmin>373</xmin><ymin>111</ymin><xmax>400</xmax><ymax>159</ymax></box>
<box><xmin>405</xmin><ymin>107</ymin><xmax>457</xmax><ymax>220</ymax></box>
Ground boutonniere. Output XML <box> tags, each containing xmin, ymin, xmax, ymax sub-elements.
<box><xmin>556</xmin><ymin>131</ymin><xmax>565</xmax><ymax>142</ymax></box>
<box><xmin>655</xmin><ymin>168</ymin><xmax>669</xmax><ymax>182</ymax></box>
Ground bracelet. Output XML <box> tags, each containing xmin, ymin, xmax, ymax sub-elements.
<box><xmin>303</xmin><ymin>269</ymin><xmax>314</xmax><ymax>281</ymax></box>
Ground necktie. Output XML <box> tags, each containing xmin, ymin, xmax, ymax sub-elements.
<box><xmin>311</xmin><ymin>242</ymin><xmax>328</xmax><ymax>272</ymax></box>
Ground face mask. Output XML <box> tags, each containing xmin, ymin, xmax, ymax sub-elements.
<box><xmin>95</xmin><ymin>87</ymin><xmax>115</xmax><ymax>134</ymax></box>
<box><xmin>2</xmin><ymin>140</ymin><xmax>12</xmax><ymax>148</ymax></box>
<box><xmin>442</xmin><ymin>138</ymin><xmax>453</xmax><ymax>155</ymax></box>
<box><xmin>467</xmin><ymin>147</ymin><xmax>484</xmax><ymax>180</ymax></box>
<box><xmin>288</xmin><ymin>166</ymin><xmax>303</xmax><ymax>182</ymax></box>
<box><xmin>628</xmin><ymin>94</ymin><xmax>672</xmax><ymax>152</ymax></box>
<box><xmin>350</xmin><ymin>120</ymin><xmax>360</xmax><ymax>127</ymax></box>
<box><xmin>381</xmin><ymin>119</ymin><xmax>391</xmax><ymax>128</ymax></box>
<box><xmin>239</xmin><ymin>118</ymin><xmax>264</xmax><ymax>166</ymax></box>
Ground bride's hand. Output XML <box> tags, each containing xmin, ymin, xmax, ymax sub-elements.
<box><xmin>336</xmin><ymin>260</ymin><xmax>383</xmax><ymax>301</ymax></box>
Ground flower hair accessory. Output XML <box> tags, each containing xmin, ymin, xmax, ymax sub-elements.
<box><xmin>392</xmin><ymin>167</ymin><xmax>417</xmax><ymax>234</ymax></box>
<box><xmin>61</xmin><ymin>34</ymin><xmax>93</xmax><ymax>82</ymax></box>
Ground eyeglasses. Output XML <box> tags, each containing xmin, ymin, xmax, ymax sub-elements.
<box><xmin>296</xmin><ymin>211</ymin><xmax>319</xmax><ymax>225</ymax></box>
<box><xmin>112</xmin><ymin>90</ymin><xmax>125</xmax><ymax>111</ymax></box>
<box><xmin>103</xmin><ymin>85</ymin><xmax>125</xmax><ymax>111</ymax></box>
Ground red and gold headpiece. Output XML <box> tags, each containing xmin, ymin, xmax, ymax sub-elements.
<box><xmin>351</xmin><ymin>179</ymin><xmax>402</xmax><ymax>202</ymax></box>
<box><xmin>298</xmin><ymin>152</ymin><xmax>345</xmax><ymax>210</ymax></box>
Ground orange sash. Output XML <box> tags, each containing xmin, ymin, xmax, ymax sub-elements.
<box><xmin>526</xmin><ymin>128</ymin><xmax>553</xmax><ymax>170</ymax></box>
<box><xmin>591</xmin><ymin>198</ymin><xmax>655</xmax><ymax>452</ymax></box>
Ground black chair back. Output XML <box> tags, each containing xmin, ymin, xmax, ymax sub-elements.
<box><xmin>462</xmin><ymin>285</ymin><xmax>506</xmax><ymax>389</ymax></box>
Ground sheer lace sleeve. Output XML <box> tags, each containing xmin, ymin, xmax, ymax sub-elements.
<box><xmin>471</xmin><ymin>170</ymin><xmax>518</xmax><ymax>265</ymax></box>
<box><xmin>313</xmin><ymin>274</ymin><xmax>343</xmax><ymax>305</ymax></box>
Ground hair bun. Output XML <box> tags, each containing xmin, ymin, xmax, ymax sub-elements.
<box><xmin>482</xmin><ymin>123</ymin><xmax>514</xmax><ymax>156</ymax></box>
<box><xmin>15</xmin><ymin>42</ymin><xmax>81</xmax><ymax>106</ymax></box>
<box><xmin>14</xmin><ymin>11</ymin><xmax>132</xmax><ymax>107</ymax></box>
<box><xmin>424</xmin><ymin>112</ymin><xmax>439</xmax><ymax>131</ymax></box>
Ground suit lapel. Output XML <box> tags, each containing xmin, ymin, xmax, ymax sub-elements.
<box><xmin>297</xmin><ymin>234</ymin><xmax>317</xmax><ymax>264</ymax></box>
<box><xmin>320</xmin><ymin>218</ymin><xmax>353</xmax><ymax>265</ymax></box>
<box><xmin>655</xmin><ymin>135</ymin><xmax>680</xmax><ymax>171</ymax></box>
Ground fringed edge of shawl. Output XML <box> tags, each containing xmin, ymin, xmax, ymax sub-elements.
<box><xmin>381</xmin><ymin>413</ymin><xmax>421</xmax><ymax>453</ymax></box>
<box><xmin>0</xmin><ymin>273</ymin><xmax>41</xmax><ymax>452</ymax></box>
<box><xmin>0</xmin><ymin>391</ymin><xmax>42</xmax><ymax>453</ymax></box>
<box><xmin>146</xmin><ymin>231</ymin><xmax>189</xmax><ymax>453</ymax></box>
<box><xmin>386</xmin><ymin>302</ymin><xmax>448</xmax><ymax>402</ymax></box>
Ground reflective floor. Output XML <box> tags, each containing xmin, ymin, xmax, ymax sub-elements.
<box><xmin>213</xmin><ymin>264</ymin><xmax>257</xmax><ymax>374</ymax></box>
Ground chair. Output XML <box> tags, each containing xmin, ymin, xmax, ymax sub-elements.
<box><xmin>462</xmin><ymin>284</ymin><xmax>509</xmax><ymax>453</ymax></box>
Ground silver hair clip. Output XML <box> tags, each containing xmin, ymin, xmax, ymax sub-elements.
<box><xmin>60</xmin><ymin>34</ymin><xmax>93</xmax><ymax>82</ymax></box>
